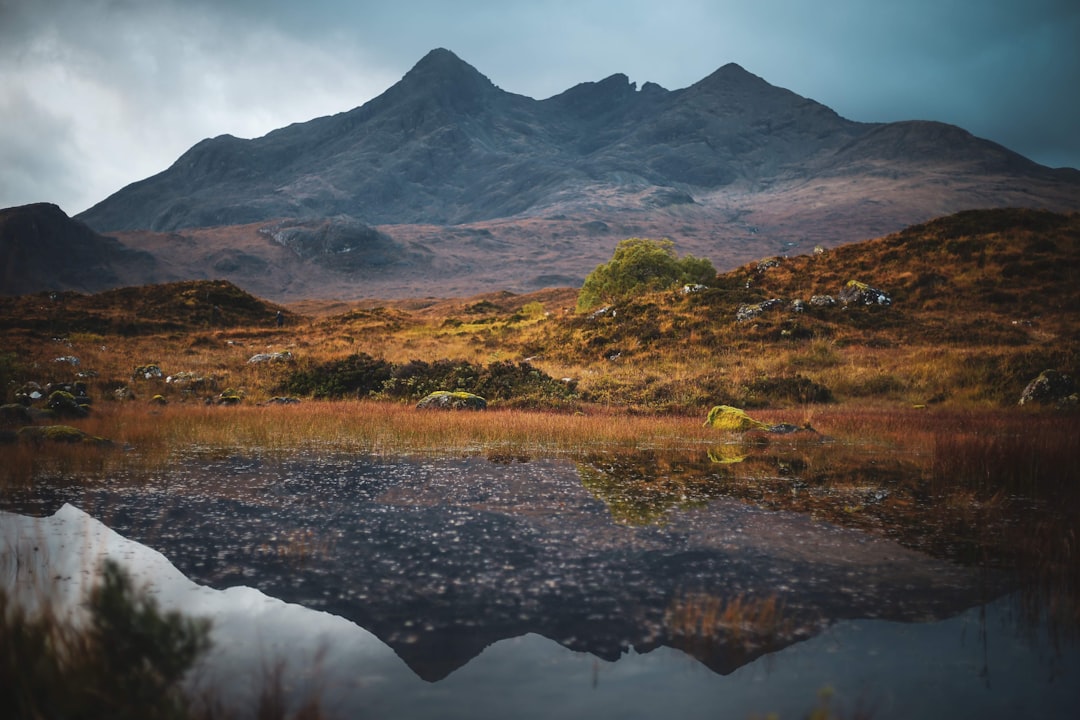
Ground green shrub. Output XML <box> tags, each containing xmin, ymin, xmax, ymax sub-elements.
<box><xmin>577</xmin><ymin>238</ymin><xmax>716</xmax><ymax>312</ymax></box>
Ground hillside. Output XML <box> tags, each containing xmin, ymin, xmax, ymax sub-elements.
<box><xmin>2</xmin><ymin>209</ymin><xmax>1077</xmax><ymax>412</ymax></box>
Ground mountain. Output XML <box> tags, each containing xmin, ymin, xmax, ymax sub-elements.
<box><xmin>0</xmin><ymin>202</ymin><xmax>156</xmax><ymax>295</ymax></box>
<box><xmin>10</xmin><ymin>49</ymin><xmax>1080</xmax><ymax>300</ymax></box>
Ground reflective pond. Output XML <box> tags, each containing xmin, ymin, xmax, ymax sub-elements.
<box><xmin>2</xmin><ymin>443</ymin><xmax>1078</xmax><ymax>718</ymax></box>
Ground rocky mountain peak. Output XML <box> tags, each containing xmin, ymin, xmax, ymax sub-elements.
<box><xmin>390</xmin><ymin>47</ymin><xmax>501</xmax><ymax>111</ymax></box>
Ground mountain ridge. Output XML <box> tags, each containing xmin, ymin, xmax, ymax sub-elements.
<box><xmin>3</xmin><ymin>48</ymin><xmax>1078</xmax><ymax>300</ymax></box>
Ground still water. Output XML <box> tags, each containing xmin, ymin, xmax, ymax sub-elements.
<box><xmin>2</xmin><ymin>448</ymin><xmax>1077</xmax><ymax>718</ymax></box>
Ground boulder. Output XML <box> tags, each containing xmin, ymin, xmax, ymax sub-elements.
<box><xmin>46</xmin><ymin>390</ymin><xmax>89</xmax><ymax>418</ymax></box>
<box><xmin>247</xmin><ymin>351</ymin><xmax>294</xmax><ymax>364</ymax></box>
<box><xmin>735</xmin><ymin>298</ymin><xmax>783</xmax><ymax>323</ymax></box>
<box><xmin>809</xmin><ymin>295</ymin><xmax>836</xmax><ymax>307</ymax></box>
<box><xmin>1019</xmin><ymin>369</ymin><xmax>1077</xmax><ymax>407</ymax></box>
<box><xmin>838</xmin><ymin>280</ymin><xmax>891</xmax><ymax>306</ymax></box>
<box><xmin>416</xmin><ymin>390</ymin><xmax>487</xmax><ymax>410</ymax></box>
<box><xmin>0</xmin><ymin>403</ymin><xmax>32</xmax><ymax>426</ymax></box>
<box><xmin>133</xmin><ymin>364</ymin><xmax>164</xmax><ymax>380</ymax></box>
<box><xmin>14</xmin><ymin>382</ymin><xmax>45</xmax><ymax>405</ymax></box>
<box><xmin>264</xmin><ymin>396</ymin><xmax>301</xmax><ymax>405</ymax></box>
<box><xmin>703</xmin><ymin>405</ymin><xmax>772</xmax><ymax>431</ymax></box>
<box><xmin>217</xmin><ymin>388</ymin><xmax>244</xmax><ymax>406</ymax></box>
<box><xmin>17</xmin><ymin>425</ymin><xmax>110</xmax><ymax>445</ymax></box>
<box><xmin>704</xmin><ymin>405</ymin><xmax>817</xmax><ymax>434</ymax></box>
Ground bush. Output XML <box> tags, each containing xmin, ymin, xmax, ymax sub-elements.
<box><xmin>280</xmin><ymin>352</ymin><xmax>393</xmax><ymax>398</ymax></box>
<box><xmin>577</xmin><ymin>238</ymin><xmax>716</xmax><ymax>312</ymax></box>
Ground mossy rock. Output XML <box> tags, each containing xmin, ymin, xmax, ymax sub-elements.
<box><xmin>416</xmin><ymin>390</ymin><xmax>487</xmax><ymax>410</ymax></box>
<box><xmin>17</xmin><ymin>425</ymin><xmax>110</xmax><ymax>445</ymax></box>
<box><xmin>217</xmin><ymin>388</ymin><xmax>244</xmax><ymax>405</ymax></box>
<box><xmin>703</xmin><ymin>405</ymin><xmax>772</xmax><ymax>431</ymax></box>
<box><xmin>47</xmin><ymin>390</ymin><xmax>89</xmax><ymax>418</ymax></box>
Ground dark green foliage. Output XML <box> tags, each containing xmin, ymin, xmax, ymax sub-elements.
<box><xmin>381</xmin><ymin>359</ymin><xmax>577</xmax><ymax>408</ymax></box>
<box><xmin>0</xmin><ymin>560</ymin><xmax>211</xmax><ymax>720</ymax></box>
<box><xmin>282</xmin><ymin>355</ymin><xmax>578</xmax><ymax>408</ymax></box>
<box><xmin>577</xmin><ymin>238</ymin><xmax>716</xmax><ymax>312</ymax></box>
<box><xmin>280</xmin><ymin>352</ymin><xmax>393</xmax><ymax>398</ymax></box>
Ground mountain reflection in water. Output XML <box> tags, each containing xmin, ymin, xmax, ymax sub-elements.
<box><xmin>3</xmin><ymin>450</ymin><xmax>1077</xmax><ymax>718</ymax></box>
<box><xmin>4</xmin><ymin>451</ymin><xmax>1075</xmax><ymax>716</ymax></box>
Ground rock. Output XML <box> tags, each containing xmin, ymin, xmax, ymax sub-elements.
<box><xmin>704</xmin><ymin>405</ymin><xmax>816</xmax><ymax>434</ymax></box>
<box><xmin>755</xmin><ymin>257</ymin><xmax>781</xmax><ymax>273</ymax></box>
<box><xmin>53</xmin><ymin>355</ymin><xmax>80</xmax><ymax>366</ymax></box>
<box><xmin>838</xmin><ymin>280</ymin><xmax>891</xmax><ymax>306</ymax></box>
<box><xmin>0</xmin><ymin>403</ymin><xmax>32</xmax><ymax>426</ymax></box>
<box><xmin>46</xmin><ymin>390</ymin><xmax>89</xmax><ymax>418</ymax></box>
<box><xmin>17</xmin><ymin>425</ymin><xmax>110</xmax><ymax>445</ymax></box>
<box><xmin>264</xmin><ymin>396</ymin><xmax>301</xmax><ymax>405</ymax></box>
<box><xmin>416</xmin><ymin>391</ymin><xmax>487</xmax><ymax>410</ymax></box>
<box><xmin>735</xmin><ymin>298</ymin><xmax>783</xmax><ymax>322</ymax></box>
<box><xmin>166</xmin><ymin>372</ymin><xmax>218</xmax><ymax>394</ymax></box>
<box><xmin>1019</xmin><ymin>369</ymin><xmax>1077</xmax><ymax>407</ymax></box>
<box><xmin>703</xmin><ymin>405</ymin><xmax>772</xmax><ymax>431</ymax></box>
<box><xmin>114</xmin><ymin>386</ymin><xmax>136</xmax><ymax>401</ymax></box>
<box><xmin>14</xmin><ymin>382</ymin><xmax>45</xmax><ymax>405</ymax></box>
<box><xmin>150</xmin><ymin>394</ymin><xmax>168</xmax><ymax>406</ymax></box>
<box><xmin>247</xmin><ymin>351</ymin><xmax>294</xmax><ymax>364</ymax></box>
<box><xmin>790</xmin><ymin>299</ymin><xmax>806</xmax><ymax>313</ymax></box>
<box><xmin>217</xmin><ymin>388</ymin><xmax>244</xmax><ymax>405</ymax></box>
<box><xmin>809</xmin><ymin>295</ymin><xmax>836</xmax><ymax>307</ymax></box>
<box><xmin>133</xmin><ymin>364</ymin><xmax>164</xmax><ymax>380</ymax></box>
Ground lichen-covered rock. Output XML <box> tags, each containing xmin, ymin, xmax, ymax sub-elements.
<box><xmin>133</xmin><ymin>364</ymin><xmax>164</xmax><ymax>380</ymax></box>
<box><xmin>809</xmin><ymin>295</ymin><xmax>836</xmax><ymax>307</ymax></box>
<box><xmin>1019</xmin><ymin>369</ymin><xmax>1077</xmax><ymax>407</ymax></box>
<box><xmin>217</xmin><ymin>388</ymin><xmax>244</xmax><ymax>405</ymax></box>
<box><xmin>735</xmin><ymin>298</ymin><xmax>783</xmax><ymax>323</ymax></box>
<box><xmin>703</xmin><ymin>405</ymin><xmax>772</xmax><ymax>431</ymax></box>
<box><xmin>247</xmin><ymin>351</ymin><xmax>294</xmax><ymax>364</ymax></box>
<box><xmin>416</xmin><ymin>390</ymin><xmax>487</xmax><ymax>410</ymax></box>
<box><xmin>838</xmin><ymin>280</ymin><xmax>891</xmax><ymax>306</ymax></box>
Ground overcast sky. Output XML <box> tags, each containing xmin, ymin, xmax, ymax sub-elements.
<box><xmin>2</xmin><ymin>0</ymin><xmax>1078</xmax><ymax>216</ymax></box>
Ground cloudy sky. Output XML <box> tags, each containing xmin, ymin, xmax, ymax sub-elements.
<box><xmin>2</xmin><ymin>0</ymin><xmax>1078</xmax><ymax>216</ymax></box>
